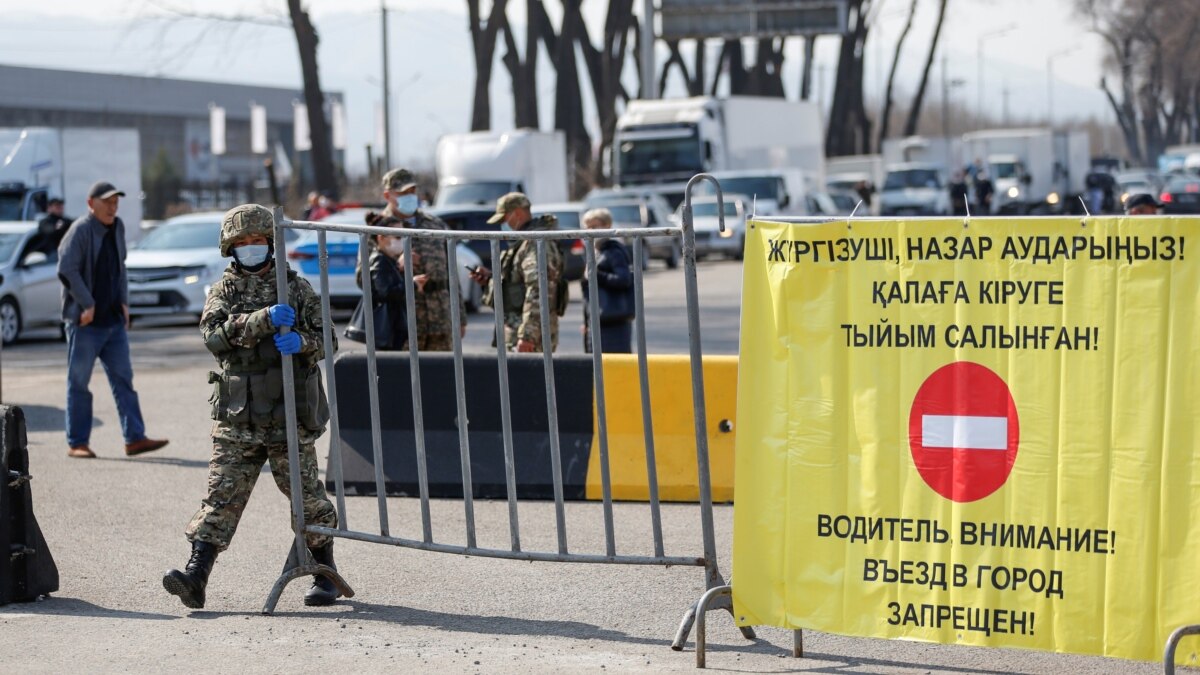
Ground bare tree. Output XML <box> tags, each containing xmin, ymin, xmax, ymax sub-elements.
<box><xmin>902</xmin><ymin>0</ymin><xmax>949</xmax><ymax>137</ymax></box>
<box><xmin>826</xmin><ymin>0</ymin><xmax>875</xmax><ymax>157</ymax></box>
<box><xmin>877</xmin><ymin>0</ymin><xmax>918</xmax><ymax>149</ymax></box>
<box><xmin>286</xmin><ymin>0</ymin><xmax>337</xmax><ymax>199</ymax></box>
<box><xmin>467</xmin><ymin>0</ymin><xmax>510</xmax><ymax>131</ymax></box>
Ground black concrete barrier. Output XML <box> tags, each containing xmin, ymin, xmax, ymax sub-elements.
<box><xmin>0</xmin><ymin>405</ymin><xmax>59</xmax><ymax>604</ymax></box>
<box><xmin>332</xmin><ymin>353</ymin><xmax>594</xmax><ymax>499</ymax></box>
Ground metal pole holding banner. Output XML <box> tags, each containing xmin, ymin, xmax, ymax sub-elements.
<box><xmin>262</xmin><ymin>207</ymin><xmax>352</xmax><ymax>614</ymax></box>
<box><xmin>672</xmin><ymin>174</ymin><xmax>756</xmax><ymax>650</ymax></box>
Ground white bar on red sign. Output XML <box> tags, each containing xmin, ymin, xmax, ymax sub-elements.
<box><xmin>922</xmin><ymin>415</ymin><xmax>1007</xmax><ymax>450</ymax></box>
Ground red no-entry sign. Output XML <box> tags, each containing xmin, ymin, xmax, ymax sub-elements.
<box><xmin>908</xmin><ymin>361</ymin><xmax>1020</xmax><ymax>503</ymax></box>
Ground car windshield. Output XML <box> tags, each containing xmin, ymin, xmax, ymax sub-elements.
<box><xmin>138</xmin><ymin>219</ymin><xmax>222</xmax><ymax>250</ymax></box>
<box><xmin>538</xmin><ymin>210</ymin><xmax>581</xmax><ymax>230</ymax></box>
<box><xmin>0</xmin><ymin>233</ymin><xmax>23</xmax><ymax>262</ymax></box>
<box><xmin>618</xmin><ymin>130</ymin><xmax>702</xmax><ymax>177</ymax></box>
<box><xmin>991</xmin><ymin>163</ymin><xmax>1018</xmax><ymax>179</ymax></box>
<box><xmin>704</xmin><ymin>177</ymin><xmax>781</xmax><ymax>202</ymax></box>
<box><xmin>884</xmin><ymin>170</ymin><xmax>941</xmax><ymax>190</ymax></box>
<box><xmin>438</xmin><ymin>182</ymin><xmax>515</xmax><ymax>207</ymax></box>
<box><xmin>0</xmin><ymin>192</ymin><xmax>22</xmax><ymax>221</ymax></box>
<box><xmin>689</xmin><ymin>201</ymin><xmax>740</xmax><ymax>218</ymax></box>
<box><xmin>607</xmin><ymin>204</ymin><xmax>644</xmax><ymax>225</ymax></box>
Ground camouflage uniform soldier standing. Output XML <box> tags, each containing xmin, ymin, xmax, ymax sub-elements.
<box><xmin>380</xmin><ymin>168</ymin><xmax>466</xmax><ymax>350</ymax></box>
<box><xmin>469</xmin><ymin>192</ymin><xmax>565</xmax><ymax>352</ymax></box>
<box><xmin>163</xmin><ymin>204</ymin><xmax>340</xmax><ymax>610</ymax></box>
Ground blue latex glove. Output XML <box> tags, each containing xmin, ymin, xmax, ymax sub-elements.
<box><xmin>274</xmin><ymin>331</ymin><xmax>302</xmax><ymax>355</ymax></box>
<box><xmin>268</xmin><ymin>304</ymin><xmax>295</xmax><ymax>328</ymax></box>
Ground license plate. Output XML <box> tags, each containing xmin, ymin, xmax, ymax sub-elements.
<box><xmin>129</xmin><ymin>291</ymin><xmax>159</xmax><ymax>306</ymax></box>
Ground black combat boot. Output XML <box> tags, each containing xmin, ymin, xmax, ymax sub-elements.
<box><xmin>304</xmin><ymin>542</ymin><xmax>340</xmax><ymax>607</ymax></box>
<box><xmin>163</xmin><ymin>541</ymin><xmax>217</xmax><ymax>609</ymax></box>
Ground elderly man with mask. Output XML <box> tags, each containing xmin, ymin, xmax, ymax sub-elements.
<box><xmin>379</xmin><ymin>168</ymin><xmax>465</xmax><ymax>350</ymax></box>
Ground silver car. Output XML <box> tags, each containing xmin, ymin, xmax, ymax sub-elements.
<box><xmin>674</xmin><ymin>194</ymin><xmax>748</xmax><ymax>260</ymax></box>
<box><xmin>0</xmin><ymin>222</ymin><xmax>63</xmax><ymax>344</ymax></box>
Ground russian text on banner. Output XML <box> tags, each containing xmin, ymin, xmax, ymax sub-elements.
<box><xmin>731</xmin><ymin>217</ymin><xmax>1199</xmax><ymax>662</ymax></box>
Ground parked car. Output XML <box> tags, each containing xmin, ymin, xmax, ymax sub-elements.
<box><xmin>125</xmin><ymin>212</ymin><xmax>258</xmax><ymax>320</ymax></box>
<box><xmin>0</xmin><ymin>222</ymin><xmax>63</xmax><ymax>344</ymax></box>
<box><xmin>1160</xmin><ymin>177</ymin><xmax>1200</xmax><ymax>214</ymax></box>
<box><xmin>827</xmin><ymin>189</ymin><xmax>861</xmax><ymax>215</ymax></box>
<box><xmin>290</xmin><ymin>207</ymin><xmax>485</xmax><ymax>312</ymax></box>
<box><xmin>674</xmin><ymin>194</ymin><xmax>748</xmax><ymax>260</ymax></box>
<box><xmin>432</xmin><ymin>205</ymin><xmax>584</xmax><ymax>282</ymax></box>
<box><xmin>583</xmin><ymin>191</ymin><xmax>680</xmax><ymax>269</ymax></box>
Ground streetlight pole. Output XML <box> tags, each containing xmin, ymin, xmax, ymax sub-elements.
<box><xmin>381</xmin><ymin>0</ymin><xmax>392</xmax><ymax>170</ymax></box>
<box><xmin>977</xmin><ymin>24</ymin><xmax>1016</xmax><ymax>127</ymax></box>
<box><xmin>1047</xmin><ymin>46</ymin><xmax>1078</xmax><ymax>128</ymax></box>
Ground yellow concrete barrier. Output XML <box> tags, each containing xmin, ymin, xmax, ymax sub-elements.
<box><xmin>585</xmin><ymin>354</ymin><xmax>737</xmax><ymax>503</ymax></box>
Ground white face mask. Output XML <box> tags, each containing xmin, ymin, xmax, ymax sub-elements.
<box><xmin>233</xmin><ymin>244</ymin><xmax>271</xmax><ymax>268</ymax></box>
<box><xmin>395</xmin><ymin>194</ymin><xmax>419</xmax><ymax>215</ymax></box>
<box><xmin>384</xmin><ymin>237</ymin><xmax>405</xmax><ymax>256</ymax></box>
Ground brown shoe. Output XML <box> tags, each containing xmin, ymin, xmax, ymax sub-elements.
<box><xmin>68</xmin><ymin>445</ymin><xmax>96</xmax><ymax>458</ymax></box>
<box><xmin>125</xmin><ymin>437</ymin><xmax>168</xmax><ymax>456</ymax></box>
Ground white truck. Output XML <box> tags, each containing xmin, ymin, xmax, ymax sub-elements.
<box><xmin>960</xmin><ymin>128</ymin><xmax>1090</xmax><ymax>214</ymax></box>
<box><xmin>434</xmin><ymin>129</ymin><xmax>569</xmax><ymax>208</ymax></box>
<box><xmin>0</xmin><ymin>127</ymin><xmax>142</xmax><ymax>229</ymax></box>
<box><xmin>611</xmin><ymin>96</ymin><xmax>825</xmax><ymax>208</ymax></box>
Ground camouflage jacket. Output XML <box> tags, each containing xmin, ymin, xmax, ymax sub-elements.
<box><xmin>382</xmin><ymin>206</ymin><xmax>467</xmax><ymax>340</ymax></box>
<box><xmin>200</xmin><ymin>263</ymin><xmax>331</xmax><ymax>444</ymax></box>
<box><xmin>483</xmin><ymin>214</ymin><xmax>562</xmax><ymax>351</ymax></box>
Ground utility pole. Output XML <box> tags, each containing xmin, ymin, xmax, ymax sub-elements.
<box><xmin>640</xmin><ymin>0</ymin><xmax>655</xmax><ymax>99</ymax></box>
<box><xmin>381</xmin><ymin>0</ymin><xmax>392</xmax><ymax>169</ymax></box>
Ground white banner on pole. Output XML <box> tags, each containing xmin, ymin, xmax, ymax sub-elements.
<box><xmin>331</xmin><ymin>100</ymin><xmax>347</xmax><ymax>151</ymax></box>
<box><xmin>250</xmin><ymin>104</ymin><xmax>268</xmax><ymax>154</ymax></box>
<box><xmin>294</xmin><ymin>101</ymin><xmax>311</xmax><ymax>152</ymax></box>
<box><xmin>209</xmin><ymin>105</ymin><xmax>226</xmax><ymax>156</ymax></box>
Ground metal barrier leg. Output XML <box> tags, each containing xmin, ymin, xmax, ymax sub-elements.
<box><xmin>1164</xmin><ymin>625</ymin><xmax>1200</xmax><ymax>675</ymax></box>
<box><xmin>794</xmin><ymin>629</ymin><xmax>803</xmax><ymax>657</ymax></box>
<box><xmin>693</xmin><ymin>585</ymin><xmax>730</xmax><ymax>668</ymax></box>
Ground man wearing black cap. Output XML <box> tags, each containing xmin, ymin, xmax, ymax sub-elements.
<box><xmin>1124</xmin><ymin>193</ymin><xmax>1160</xmax><ymax>216</ymax></box>
<box><xmin>33</xmin><ymin>197</ymin><xmax>72</xmax><ymax>256</ymax></box>
<box><xmin>56</xmin><ymin>181</ymin><xmax>168</xmax><ymax>459</ymax></box>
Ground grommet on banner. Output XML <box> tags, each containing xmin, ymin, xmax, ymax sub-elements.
<box><xmin>1078</xmin><ymin>196</ymin><xmax>1091</xmax><ymax>228</ymax></box>
<box><xmin>847</xmin><ymin>200</ymin><xmax>863</xmax><ymax>230</ymax></box>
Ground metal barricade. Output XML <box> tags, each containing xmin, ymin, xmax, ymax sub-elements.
<box><xmin>263</xmin><ymin>174</ymin><xmax>752</xmax><ymax>652</ymax></box>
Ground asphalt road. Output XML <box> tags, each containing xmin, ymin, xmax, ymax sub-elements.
<box><xmin>0</xmin><ymin>259</ymin><xmax>1176</xmax><ymax>673</ymax></box>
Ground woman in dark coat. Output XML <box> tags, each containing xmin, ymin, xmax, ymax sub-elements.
<box><xmin>345</xmin><ymin>212</ymin><xmax>427</xmax><ymax>350</ymax></box>
<box><xmin>581</xmin><ymin>207</ymin><xmax>635</xmax><ymax>354</ymax></box>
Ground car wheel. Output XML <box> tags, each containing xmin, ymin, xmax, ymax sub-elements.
<box><xmin>666</xmin><ymin>241</ymin><xmax>681</xmax><ymax>269</ymax></box>
<box><xmin>0</xmin><ymin>298</ymin><xmax>20</xmax><ymax>346</ymax></box>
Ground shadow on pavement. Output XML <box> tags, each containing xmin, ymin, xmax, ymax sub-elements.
<box><xmin>0</xmin><ymin>596</ymin><xmax>176</xmax><ymax>621</ymax></box>
<box><xmin>16</xmin><ymin>404</ymin><xmax>100</xmax><ymax>434</ymax></box>
<box><xmin>792</xmin><ymin>651</ymin><xmax>1035</xmax><ymax>675</ymax></box>
<box><xmin>193</xmin><ymin>600</ymin><xmax>791</xmax><ymax>655</ymax></box>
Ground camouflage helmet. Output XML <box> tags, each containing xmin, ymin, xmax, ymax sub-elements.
<box><xmin>219</xmin><ymin>204</ymin><xmax>275</xmax><ymax>257</ymax></box>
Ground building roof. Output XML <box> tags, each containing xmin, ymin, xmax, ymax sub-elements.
<box><xmin>0</xmin><ymin>63</ymin><xmax>341</xmax><ymax>123</ymax></box>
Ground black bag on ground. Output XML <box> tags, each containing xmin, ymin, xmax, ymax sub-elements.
<box><xmin>0</xmin><ymin>405</ymin><xmax>59</xmax><ymax>605</ymax></box>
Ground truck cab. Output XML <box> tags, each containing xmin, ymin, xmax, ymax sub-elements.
<box><xmin>880</xmin><ymin>163</ymin><xmax>950</xmax><ymax>216</ymax></box>
<box><xmin>435</xmin><ymin>129</ymin><xmax>569</xmax><ymax>208</ymax></box>
<box><xmin>614</xmin><ymin>98</ymin><xmax>721</xmax><ymax>186</ymax></box>
<box><xmin>987</xmin><ymin>154</ymin><xmax>1032</xmax><ymax>213</ymax></box>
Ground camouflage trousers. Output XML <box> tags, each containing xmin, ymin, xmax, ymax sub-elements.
<box><xmin>498</xmin><ymin>313</ymin><xmax>559</xmax><ymax>353</ymax></box>
<box><xmin>186</xmin><ymin>437</ymin><xmax>338</xmax><ymax>552</ymax></box>
<box><xmin>405</xmin><ymin>333</ymin><xmax>453</xmax><ymax>352</ymax></box>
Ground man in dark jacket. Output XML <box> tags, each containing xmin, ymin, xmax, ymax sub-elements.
<box><xmin>56</xmin><ymin>181</ymin><xmax>168</xmax><ymax>459</ymax></box>
<box><xmin>34</xmin><ymin>197</ymin><xmax>72</xmax><ymax>256</ymax></box>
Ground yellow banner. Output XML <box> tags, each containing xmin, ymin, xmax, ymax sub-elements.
<box><xmin>732</xmin><ymin>217</ymin><xmax>1200</xmax><ymax>662</ymax></box>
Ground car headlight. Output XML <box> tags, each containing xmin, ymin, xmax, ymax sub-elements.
<box><xmin>719</xmin><ymin>227</ymin><xmax>734</xmax><ymax>238</ymax></box>
<box><xmin>1047</xmin><ymin>192</ymin><xmax>1060</xmax><ymax>205</ymax></box>
<box><xmin>178</xmin><ymin>263</ymin><xmax>205</xmax><ymax>283</ymax></box>
<box><xmin>1007</xmin><ymin>186</ymin><xmax>1020</xmax><ymax>199</ymax></box>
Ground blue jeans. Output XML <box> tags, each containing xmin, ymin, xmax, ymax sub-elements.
<box><xmin>65</xmin><ymin>322</ymin><xmax>146</xmax><ymax>447</ymax></box>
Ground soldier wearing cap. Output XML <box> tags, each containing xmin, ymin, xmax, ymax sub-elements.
<box><xmin>379</xmin><ymin>168</ymin><xmax>465</xmax><ymax>350</ymax></box>
<box><xmin>163</xmin><ymin>204</ymin><xmax>340</xmax><ymax>610</ymax></box>
<box><xmin>469</xmin><ymin>192</ymin><xmax>565</xmax><ymax>353</ymax></box>
<box><xmin>1124</xmin><ymin>193</ymin><xmax>1161</xmax><ymax>216</ymax></box>
<box><xmin>56</xmin><ymin>180</ymin><xmax>168</xmax><ymax>459</ymax></box>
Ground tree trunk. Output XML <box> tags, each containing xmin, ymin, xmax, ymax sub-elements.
<box><xmin>467</xmin><ymin>0</ymin><xmax>509</xmax><ymax>131</ymax></box>
<box><xmin>903</xmin><ymin>0</ymin><xmax>948</xmax><ymax>137</ymax></box>
<box><xmin>826</xmin><ymin>0</ymin><xmax>873</xmax><ymax>157</ymax></box>
<box><xmin>555</xmin><ymin>0</ymin><xmax>593</xmax><ymax>196</ymax></box>
<box><xmin>287</xmin><ymin>0</ymin><xmax>337</xmax><ymax>199</ymax></box>
<box><xmin>801</xmin><ymin>37</ymin><xmax>815</xmax><ymax>100</ymax></box>
<box><xmin>878</xmin><ymin>0</ymin><xmax>918</xmax><ymax>149</ymax></box>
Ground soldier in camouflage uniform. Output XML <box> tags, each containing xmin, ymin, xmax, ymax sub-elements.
<box><xmin>163</xmin><ymin>204</ymin><xmax>341</xmax><ymax>610</ymax></box>
<box><xmin>381</xmin><ymin>168</ymin><xmax>466</xmax><ymax>350</ymax></box>
<box><xmin>469</xmin><ymin>192</ymin><xmax>564</xmax><ymax>353</ymax></box>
